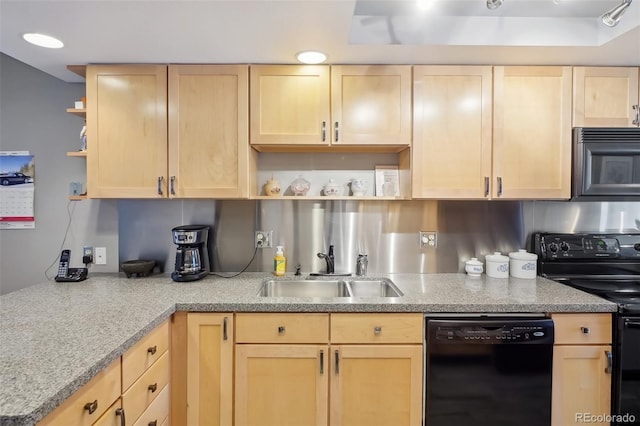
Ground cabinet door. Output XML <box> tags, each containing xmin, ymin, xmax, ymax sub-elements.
<box><xmin>493</xmin><ymin>66</ymin><xmax>572</xmax><ymax>199</ymax></box>
<box><xmin>412</xmin><ymin>66</ymin><xmax>493</xmax><ymax>199</ymax></box>
<box><xmin>168</xmin><ymin>65</ymin><xmax>249</xmax><ymax>198</ymax></box>
<box><xmin>330</xmin><ymin>345</ymin><xmax>422</xmax><ymax>426</ymax></box>
<box><xmin>235</xmin><ymin>344</ymin><xmax>329</xmax><ymax>426</ymax></box>
<box><xmin>552</xmin><ymin>345</ymin><xmax>612</xmax><ymax>426</ymax></box>
<box><xmin>573</xmin><ymin>67</ymin><xmax>639</xmax><ymax>127</ymax></box>
<box><xmin>331</xmin><ymin>65</ymin><xmax>412</xmax><ymax>146</ymax></box>
<box><xmin>187</xmin><ymin>313</ymin><xmax>233</xmax><ymax>426</ymax></box>
<box><xmin>250</xmin><ymin>65</ymin><xmax>330</xmax><ymax>146</ymax></box>
<box><xmin>87</xmin><ymin>65</ymin><xmax>168</xmax><ymax>198</ymax></box>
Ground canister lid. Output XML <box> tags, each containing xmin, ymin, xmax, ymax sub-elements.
<box><xmin>466</xmin><ymin>257</ymin><xmax>483</xmax><ymax>266</ymax></box>
<box><xmin>486</xmin><ymin>252</ymin><xmax>509</xmax><ymax>262</ymax></box>
<box><xmin>508</xmin><ymin>249</ymin><xmax>538</xmax><ymax>261</ymax></box>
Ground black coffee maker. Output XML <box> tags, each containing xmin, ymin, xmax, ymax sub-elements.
<box><xmin>171</xmin><ymin>225</ymin><xmax>210</xmax><ymax>282</ymax></box>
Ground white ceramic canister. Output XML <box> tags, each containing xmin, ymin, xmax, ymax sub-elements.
<box><xmin>465</xmin><ymin>257</ymin><xmax>484</xmax><ymax>277</ymax></box>
<box><xmin>485</xmin><ymin>252</ymin><xmax>509</xmax><ymax>278</ymax></box>
<box><xmin>508</xmin><ymin>249</ymin><xmax>538</xmax><ymax>279</ymax></box>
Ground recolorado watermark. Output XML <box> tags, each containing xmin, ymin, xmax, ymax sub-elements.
<box><xmin>576</xmin><ymin>412</ymin><xmax>636</xmax><ymax>423</ymax></box>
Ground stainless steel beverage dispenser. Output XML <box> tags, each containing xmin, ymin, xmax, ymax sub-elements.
<box><xmin>171</xmin><ymin>225</ymin><xmax>210</xmax><ymax>282</ymax></box>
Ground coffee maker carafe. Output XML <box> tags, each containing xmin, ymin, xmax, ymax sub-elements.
<box><xmin>171</xmin><ymin>225</ymin><xmax>210</xmax><ymax>282</ymax></box>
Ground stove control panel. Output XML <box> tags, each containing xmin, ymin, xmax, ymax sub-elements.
<box><xmin>534</xmin><ymin>233</ymin><xmax>640</xmax><ymax>260</ymax></box>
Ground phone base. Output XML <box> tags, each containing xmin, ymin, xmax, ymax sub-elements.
<box><xmin>55</xmin><ymin>268</ymin><xmax>88</xmax><ymax>282</ymax></box>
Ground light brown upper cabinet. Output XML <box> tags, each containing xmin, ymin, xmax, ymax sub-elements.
<box><xmin>168</xmin><ymin>65</ymin><xmax>249</xmax><ymax>198</ymax></box>
<box><xmin>87</xmin><ymin>65</ymin><xmax>168</xmax><ymax>198</ymax></box>
<box><xmin>87</xmin><ymin>65</ymin><xmax>249</xmax><ymax>198</ymax></box>
<box><xmin>250</xmin><ymin>65</ymin><xmax>412</xmax><ymax>148</ymax></box>
<box><xmin>573</xmin><ymin>66</ymin><xmax>640</xmax><ymax>127</ymax></box>
<box><xmin>412</xmin><ymin>65</ymin><xmax>493</xmax><ymax>199</ymax></box>
<box><xmin>492</xmin><ymin>66</ymin><xmax>572</xmax><ymax>199</ymax></box>
<box><xmin>330</xmin><ymin>65</ymin><xmax>412</xmax><ymax>146</ymax></box>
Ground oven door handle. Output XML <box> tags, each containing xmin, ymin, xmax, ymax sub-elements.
<box><xmin>624</xmin><ymin>320</ymin><xmax>640</xmax><ymax>329</ymax></box>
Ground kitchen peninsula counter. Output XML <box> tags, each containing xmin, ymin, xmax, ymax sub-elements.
<box><xmin>0</xmin><ymin>273</ymin><xmax>616</xmax><ymax>425</ymax></box>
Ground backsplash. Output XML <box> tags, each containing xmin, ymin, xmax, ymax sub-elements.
<box><xmin>118</xmin><ymin>199</ymin><xmax>640</xmax><ymax>275</ymax></box>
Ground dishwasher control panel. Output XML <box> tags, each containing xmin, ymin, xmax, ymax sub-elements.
<box><xmin>427</xmin><ymin>318</ymin><xmax>554</xmax><ymax>344</ymax></box>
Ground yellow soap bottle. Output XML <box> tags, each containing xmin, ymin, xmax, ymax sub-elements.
<box><xmin>274</xmin><ymin>245</ymin><xmax>286</xmax><ymax>276</ymax></box>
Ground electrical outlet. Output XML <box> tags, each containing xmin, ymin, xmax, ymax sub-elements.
<box><xmin>420</xmin><ymin>231</ymin><xmax>437</xmax><ymax>248</ymax></box>
<box><xmin>83</xmin><ymin>246</ymin><xmax>94</xmax><ymax>264</ymax></box>
<box><xmin>95</xmin><ymin>247</ymin><xmax>107</xmax><ymax>264</ymax></box>
<box><xmin>255</xmin><ymin>230</ymin><xmax>273</xmax><ymax>248</ymax></box>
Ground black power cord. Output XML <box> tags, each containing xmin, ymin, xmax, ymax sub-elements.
<box><xmin>209</xmin><ymin>245</ymin><xmax>259</xmax><ymax>279</ymax></box>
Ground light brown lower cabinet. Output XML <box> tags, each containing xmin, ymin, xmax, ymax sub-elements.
<box><xmin>235</xmin><ymin>344</ymin><xmax>329</xmax><ymax>426</ymax></box>
<box><xmin>185</xmin><ymin>313</ymin><xmax>234</xmax><ymax>426</ymax></box>
<box><xmin>37</xmin><ymin>358</ymin><xmax>121</xmax><ymax>426</ymax></box>
<box><xmin>234</xmin><ymin>313</ymin><xmax>423</xmax><ymax>426</ymax></box>
<box><xmin>551</xmin><ymin>313</ymin><xmax>612</xmax><ymax>426</ymax></box>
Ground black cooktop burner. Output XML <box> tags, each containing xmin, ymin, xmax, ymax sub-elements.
<box><xmin>562</xmin><ymin>279</ymin><xmax>640</xmax><ymax>294</ymax></box>
<box><xmin>560</xmin><ymin>280</ymin><xmax>640</xmax><ymax>312</ymax></box>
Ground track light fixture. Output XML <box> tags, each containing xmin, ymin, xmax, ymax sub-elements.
<box><xmin>601</xmin><ymin>0</ymin><xmax>633</xmax><ymax>27</ymax></box>
<box><xmin>486</xmin><ymin>0</ymin><xmax>504</xmax><ymax>9</ymax></box>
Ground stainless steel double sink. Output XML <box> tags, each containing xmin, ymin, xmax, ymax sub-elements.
<box><xmin>257</xmin><ymin>278</ymin><xmax>403</xmax><ymax>298</ymax></box>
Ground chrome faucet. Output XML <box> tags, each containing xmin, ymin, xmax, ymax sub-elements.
<box><xmin>317</xmin><ymin>245</ymin><xmax>335</xmax><ymax>274</ymax></box>
<box><xmin>356</xmin><ymin>253</ymin><xmax>368</xmax><ymax>277</ymax></box>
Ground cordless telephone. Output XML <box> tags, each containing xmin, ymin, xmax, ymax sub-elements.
<box><xmin>55</xmin><ymin>250</ymin><xmax>88</xmax><ymax>282</ymax></box>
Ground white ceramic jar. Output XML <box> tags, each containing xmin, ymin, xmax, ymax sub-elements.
<box><xmin>485</xmin><ymin>252</ymin><xmax>509</xmax><ymax>278</ymax></box>
<box><xmin>465</xmin><ymin>258</ymin><xmax>484</xmax><ymax>277</ymax></box>
<box><xmin>508</xmin><ymin>249</ymin><xmax>538</xmax><ymax>279</ymax></box>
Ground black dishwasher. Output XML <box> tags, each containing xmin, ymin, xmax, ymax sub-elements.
<box><xmin>425</xmin><ymin>316</ymin><xmax>554</xmax><ymax>426</ymax></box>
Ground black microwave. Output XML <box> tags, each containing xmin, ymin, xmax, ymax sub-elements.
<box><xmin>573</xmin><ymin>127</ymin><xmax>640</xmax><ymax>200</ymax></box>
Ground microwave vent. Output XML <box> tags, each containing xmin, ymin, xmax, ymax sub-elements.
<box><xmin>575</xmin><ymin>127</ymin><xmax>640</xmax><ymax>142</ymax></box>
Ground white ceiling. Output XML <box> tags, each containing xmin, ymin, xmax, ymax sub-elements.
<box><xmin>0</xmin><ymin>0</ymin><xmax>639</xmax><ymax>83</ymax></box>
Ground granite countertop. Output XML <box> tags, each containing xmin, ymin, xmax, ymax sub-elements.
<box><xmin>0</xmin><ymin>272</ymin><xmax>617</xmax><ymax>425</ymax></box>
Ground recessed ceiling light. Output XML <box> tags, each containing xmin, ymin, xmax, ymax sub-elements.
<box><xmin>296</xmin><ymin>51</ymin><xmax>327</xmax><ymax>64</ymax></box>
<box><xmin>22</xmin><ymin>33</ymin><xmax>64</xmax><ymax>49</ymax></box>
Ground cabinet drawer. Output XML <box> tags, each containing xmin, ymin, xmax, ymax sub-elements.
<box><xmin>38</xmin><ymin>358</ymin><xmax>121</xmax><ymax>426</ymax></box>
<box><xmin>236</xmin><ymin>313</ymin><xmax>329</xmax><ymax>343</ymax></box>
<box><xmin>552</xmin><ymin>313</ymin><xmax>612</xmax><ymax>345</ymax></box>
<box><xmin>92</xmin><ymin>398</ymin><xmax>123</xmax><ymax>426</ymax></box>
<box><xmin>122</xmin><ymin>319</ymin><xmax>169</xmax><ymax>391</ymax></box>
<box><xmin>331</xmin><ymin>313</ymin><xmax>423</xmax><ymax>344</ymax></box>
<box><xmin>132</xmin><ymin>384</ymin><xmax>170</xmax><ymax>426</ymax></box>
<box><xmin>122</xmin><ymin>351</ymin><xmax>170</xmax><ymax>424</ymax></box>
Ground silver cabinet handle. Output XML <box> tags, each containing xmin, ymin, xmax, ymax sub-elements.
<box><xmin>633</xmin><ymin>105</ymin><xmax>639</xmax><ymax>126</ymax></box>
<box><xmin>484</xmin><ymin>177</ymin><xmax>490</xmax><ymax>197</ymax></box>
<box><xmin>223</xmin><ymin>317</ymin><xmax>228</xmax><ymax>341</ymax></box>
<box><xmin>334</xmin><ymin>350</ymin><xmax>340</xmax><ymax>375</ymax></box>
<box><xmin>115</xmin><ymin>408</ymin><xmax>126</xmax><ymax>426</ymax></box>
<box><xmin>321</xmin><ymin>121</ymin><xmax>327</xmax><ymax>142</ymax></box>
<box><xmin>170</xmin><ymin>176</ymin><xmax>175</xmax><ymax>195</ymax></box>
<box><xmin>157</xmin><ymin>176</ymin><xmax>164</xmax><ymax>195</ymax></box>
<box><xmin>334</xmin><ymin>121</ymin><xmax>340</xmax><ymax>142</ymax></box>
<box><xmin>605</xmin><ymin>350</ymin><xmax>613</xmax><ymax>374</ymax></box>
<box><xmin>497</xmin><ymin>177</ymin><xmax>503</xmax><ymax>197</ymax></box>
<box><xmin>278</xmin><ymin>326</ymin><xmax>285</xmax><ymax>335</ymax></box>
<box><xmin>319</xmin><ymin>350</ymin><xmax>324</xmax><ymax>375</ymax></box>
<box><xmin>373</xmin><ymin>326</ymin><xmax>382</xmax><ymax>335</ymax></box>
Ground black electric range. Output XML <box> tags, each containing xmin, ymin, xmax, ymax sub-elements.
<box><xmin>532</xmin><ymin>232</ymin><xmax>640</xmax><ymax>425</ymax></box>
